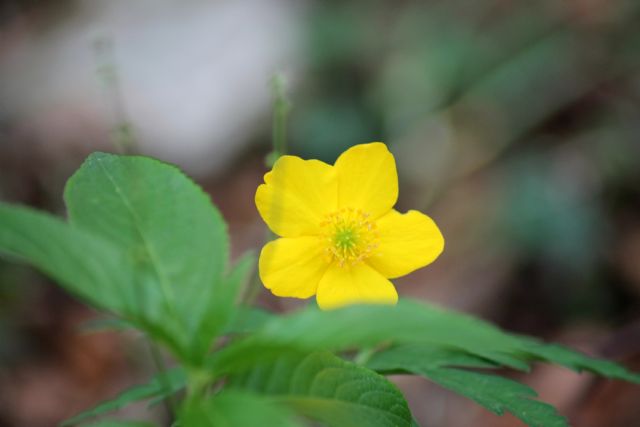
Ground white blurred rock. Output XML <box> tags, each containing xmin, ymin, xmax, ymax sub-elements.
<box><xmin>0</xmin><ymin>0</ymin><xmax>304</xmax><ymax>175</ymax></box>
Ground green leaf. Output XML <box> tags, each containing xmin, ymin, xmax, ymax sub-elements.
<box><xmin>522</xmin><ymin>342</ymin><xmax>639</xmax><ymax>380</ymax></box>
<box><xmin>368</xmin><ymin>344</ymin><xmax>500</xmax><ymax>371</ymax></box>
<box><xmin>430</xmin><ymin>369</ymin><xmax>565</xmax><ymax>427</ymax></box>
<box><xmin>190</xmin><ymin>251</ymin><xmax>256</xmax><ymax>357</ymax></box>
<box><xmin>224</xmin><ymin>307</ymin><xmax>276</xmax><ymax>335</ymax></box>
<box><xmin>64</xmin><ymin>153</ymin><xmax>229</xmax><ymax>362</ymax></box>
<box><xmin>368</xmin><ymin>344</ymin><xmax>567</xmax><ymax>427</ymax></box>
<box><xmin>62</xmin><ymin>368</ymin><xmax>185</xmax><ymax>426</ymax></box>
<box><xmin>209</xmin><ymin>300</ymin><xmax>640</xmax><ymax>384</ymax></box>
<box><xmin>0</xmin><ymin>203</ymin><xmax>184</xmax><ymax>357</ymax></box>
<box><xmin>178</xmin><ymin>390</ymin><xmax>301</xmax><ymax>427</ymax></box>
<box><xmin>0</xmin><ymin>203</ymin><xmax>131</xmax><ymax>314</ymax></box>
<box><xmin>230</xmin><ymin>351</ymin><xmax>412</xmax><ymax>427</ymax></box>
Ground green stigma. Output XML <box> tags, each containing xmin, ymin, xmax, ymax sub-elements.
<box><xmin>334</xmin><ymin>227</ymin><xmax>358</xmax><ymax>251</ymax></box>
<box><xmin>320</xmin><ymin>207</ymin><xmax>379</xmax><ymax>267</ymax></box>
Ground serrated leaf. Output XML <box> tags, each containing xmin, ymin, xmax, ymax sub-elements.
<box><xmin>62</xmin><ymin>368</ymin><xmax>185</xmax><ymax>426</ymax></box>
<box><xmin>209</xmin><ymin>300</ymin><xmax>640</xmax><ymax>385</ymax></box>
<box><xmin>368</xmin><ymin>343</ymin><xmax>499</xmax><ymax>371</ymax></box>
<box><xmin>368</xmin><ymin>344</ymin><xmax>567</xmax><ymax>427</ymax></box>
<box><xmin>190</xmin><ymin>251</ymin><xmax>256</xmax><ymax>356</ymax></box>
<box><xmin>0</xmin><ymin>202</ymin><xmax>184</xmax><ymax>356</ymax></box>
<box><xmin>230</xmin><ymin>351</ymin><xmax>412</xmax><ymax>427</ymax></box>
<box><xmin>522</xmin><ymin>342</ymin><xmax>638</xmax><ymax>379</ymax></box>
<box><xmin>430</xmin><ymin>368</ymin><xmax>566</xmax><ymax>427</ymax></box>
<box><xmin>178</xmin><ymin>390</ymin><xmax>301</xmax><ymax>427</ymax></box>
<box><xmin>64</xmin><ymin>153</ymin><xmax>229</xmax><ymax>362</ymax></box>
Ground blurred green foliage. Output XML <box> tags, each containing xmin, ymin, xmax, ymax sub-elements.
<box><xmin>291</xmin><ymin>0</ymin><xmax>640</xmax><ymax>328</ymax></box>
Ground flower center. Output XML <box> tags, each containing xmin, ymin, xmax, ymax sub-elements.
<box><xmin>320</xmin><ymin>207</ymin><xmax>379</xmax><ymax>267</ymax></box>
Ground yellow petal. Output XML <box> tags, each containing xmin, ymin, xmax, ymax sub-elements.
<box><xmin>255</xmin><ymin>156</ymin><xmax>337</xmax><ymax>237</ymax></box>
<box><xmin>316</xmin><ymin>263</ymin><xmax>398</xmax><ymax>310</ymax></box>
<box><xmin>334</xmin><ymin>142</ymin><xmax>398</xmax><ymax>219</ymax></box>
<box><xmin>368</xmin><ymin>209</ymin><xmax>444</xmax><ymax>279</ymax></box>
<box><xmin>259</xmin><ymin>236</ymin><xmax>328</xmax><ymax>299</ymax></box>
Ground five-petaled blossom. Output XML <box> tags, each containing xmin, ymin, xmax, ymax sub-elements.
<box><xmin>255</xmin><ymin>142</ymin><xmax>444</xmax><ymax>309</ymax></box>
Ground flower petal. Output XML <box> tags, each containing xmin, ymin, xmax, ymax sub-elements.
<box><xmin>334</xmin><ymin>142</ymin><xmax>398</xmax><ymax>218</ymax></box>
<box><xmin>256</xmin><ymin>156</ymin><xmax>337</xmax><ymax>237</ymax></box>
<box><xmin>368</xmin><ymin>209</ymin><xmax>444</xmax><ymax>279</ymax></box>
<box><xmin>259</xmin><ymin>236</ymin><xmax>328</xmax><ymax>299</ymax></box>
<box><xmin>316</xmin><ymin>263</ymin><xmax>398</xmax><ymax>309</ymax></box>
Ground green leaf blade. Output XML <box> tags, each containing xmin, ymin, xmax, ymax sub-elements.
<box><xmin>210</xmin><ymin>299</ymin><xmax>640</xmax><ymax>385</ymax></box>
<box><xmin>428</xmin><ymin>368</ymin><xmax>567</xmax><ymax>427</ymax></box>
<box><xmin>61</xmin><ymin>368</ymin><xmax>185</xmax><ymax>426</ymax></box>
<box><xmin>179</xmin><ymin>390</ymin><xmax>302</xmax><ymax>427</ymax></box>
<box><xmin>368</xmin><ymin>344</ymin><xmax>568</xmax><ymax>427</ymax></box>
<box><xmin>64</xmin><ymin>153</ymin><xmax>230</xmax><ymax>361</ymax></box>
<box><xmin>191</xmin><ymin>251</ymin><xmax>256</xmax><ymax>356</ymax></box>
<box><xmin>231</xmin><ymin>351</ymin><xmax>413</xmax><ymax>427</ymax></box>
<box><xmin>0</xmin><ymin>203</ymin><xmax>130</xmax><ymax>314</ymax></box>
<box><xmin>522</xmin><ymin>341</ymin><xmax>640</xmax><ymax>382</ymax></box>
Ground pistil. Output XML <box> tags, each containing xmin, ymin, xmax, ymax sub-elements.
<box><xmin>320</xmin><ymin>207</ymin><xmax>379</xmax><ymax>267</ymax></box>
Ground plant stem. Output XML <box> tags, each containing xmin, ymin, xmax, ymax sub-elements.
<box><xmin>185</xmin><ymin>367</ymin><xmax>211</xmax><ymax>402</ymax></box>
<box><xmin>242</xmin><ymin>74</ymin><xmax>291</xmax><ymax>306</ymax></box>
<box><xmin>269</xmin><ymin>73</ymin><xmax>291</xmax><ymax>164</ymax></box>
<box><xmin>146</xmin><ymin>339</ymin><xmax>178</xmax><ymax>417</ymax></box>
<box><xmin>93</xmin><ymin>36</ymin><xmax>139</xmax><ymax>155</ymax></box>
<box><xmin>354</xmin><ymin>346</ymin><xmax>376</xmax><ymax>366</ymax></box>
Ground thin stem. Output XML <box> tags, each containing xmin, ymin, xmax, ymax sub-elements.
<box><xmin>354</xmin><ymin>346</ymin><xmax>376</xmax><ymax>366</ymax></box>
<box><xmin>242</xmin><ymin>74</ymin><xmax>291</xmax><ymax>306</ymax></box>
<box><xmin>146</xmin><ymin>339</ymin><xmax>178</xmax><ymax>417</ymax></box>
<box><xmin>240</xmin><ymin>226</ymin><xmax>271</xmax><ymax>305</ymax></box>
<box><xmin>93</xmin><ymin>36</ymin><xmax>139</xmax><ymax>154</ymax></box>
<box><xmin>269</xmin><ymin>73</ymin><xmax>291</xmax><ymax>163</ymax></box>
<box><xmin>185</xmin><ymin>367</ymin><xmax>212</xmax><ymax>403</ymax></box>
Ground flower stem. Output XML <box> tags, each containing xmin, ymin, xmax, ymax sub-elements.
<box><xmin>354</xmin><ymin>346</ymin><xmax>376</xmax><ymax>366</ymax></box>
<box><xmin>93</xmin><ymin>36</ymin><xmax>138</xmax><ymax>155</ymax></box>
<box><xmin>243</xmin><ymin>74</ymin><xmax>292</xmax><ymax>306</ymax></box>
<box><xmin>146</xmin><ymin>338</ymin><xmax>178</xmax><ymax>416</ymax></box>
<box><xmin>267</xmin><ymin>73</ymin><xmax>291</xmax><ymax>165</ymax></box>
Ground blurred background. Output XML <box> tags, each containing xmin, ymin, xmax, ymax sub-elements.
<box><xmin>1</xmin><ymin>0</ymin><xmax>639</xmax><ymax>426</ymax></box>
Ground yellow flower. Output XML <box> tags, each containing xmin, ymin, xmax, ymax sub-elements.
<box><xmin>255</xmin><ymin>142</ymin><xmax>444</xmax><ymax>310</ymax></box>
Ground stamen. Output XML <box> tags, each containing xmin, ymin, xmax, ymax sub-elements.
<box><xmin>319</xmin><ymin>207</ymin><xmax>379</xmax><ymax>267</ymax></box>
